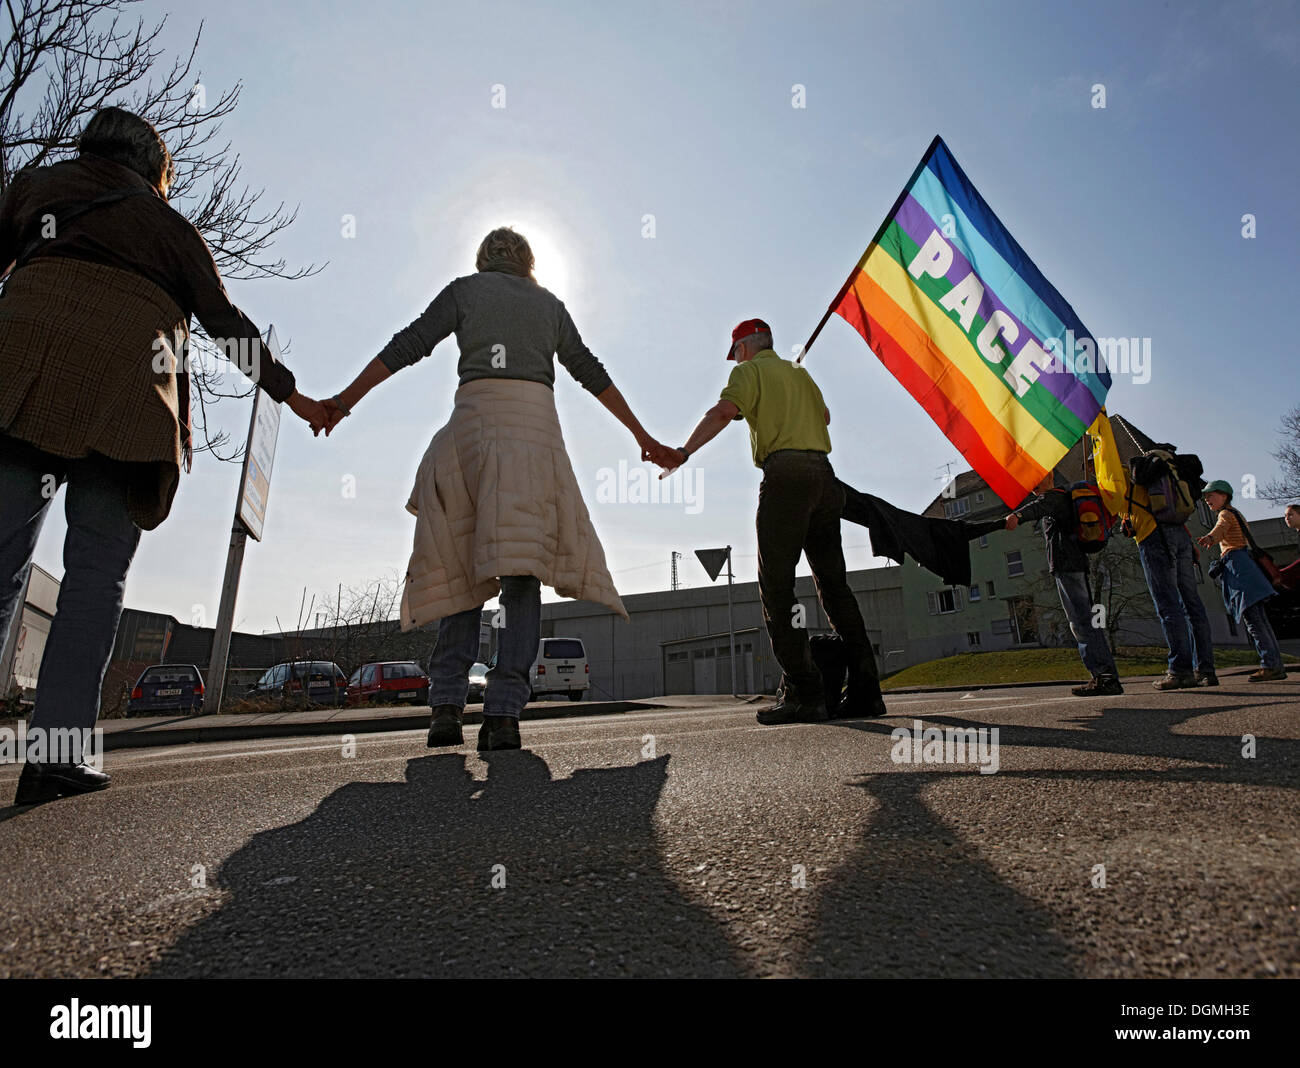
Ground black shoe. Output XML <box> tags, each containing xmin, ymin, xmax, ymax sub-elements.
<box><xmin>835</xmin><ymin>684</ymin><xmax>888</xmax><ymax>718</ymax></box>
<box><xmin>756</xmin><ymin>695</ymin><xmax>829</xmax><ymax>725</ymax></box>
<box><xmin>1194</xmin><ymin>670</ymin><xmax>1219</xmax><ymax>687</ymax></box>
<box><xmin>1072</xmin><ymin>674</ymin><xmax>1124</xmax><ymax>697</ymax></box>
<box><xmin>426</xmin><ymin>704</ymin><xmax>464</xmax><ymax>747</ymax></box>
<box><xmin>477</xmin><ymin>715</ymin><xmax>521</xmax><ymax>751</ymax></box>
<box><xmin>14</xmin><ymin>762</ymin><xmax>110</xmax><ymax>805</ymax></box>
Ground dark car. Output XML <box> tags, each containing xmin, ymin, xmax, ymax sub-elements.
<box><xmin>248</xmin><ymin>661</ymin><xmax>347</xmax><ymax>706</ymax></box>
<box><xmin>128</xmin><ymin>663</ymin><xmax>204</xmax><ymax>715</ymax></box>
<box><xmin>345</xmin><ymin>661</ymin><xmax>430</xmax><ymax>707</ymax></box>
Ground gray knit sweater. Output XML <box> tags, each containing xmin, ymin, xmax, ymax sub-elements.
<box><xmin>376</xmin><ymin>270</ymin><xmax>612</xmax><ymax>395</ymax></box>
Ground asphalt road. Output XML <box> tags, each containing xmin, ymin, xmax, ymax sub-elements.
<box><xmin>1</xmin><ymin>681</ymin><xmax>1296</xmax><ymax>979</ymax></box>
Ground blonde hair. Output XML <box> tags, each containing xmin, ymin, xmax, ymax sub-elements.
<box><xmin>78</xmin><ymin>107</ymin><xmax>174</xmax><ymax>195</ymax></box>
<box><xmin>475</xmin><ymin>227</ymin><xmax>534</xmax><ymax>276</ymax></box>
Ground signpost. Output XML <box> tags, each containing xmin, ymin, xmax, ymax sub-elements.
<box><xmin>694</xmin><ymin>546</ymin><xmax>738</xmax><ymax>697</ymax></box>
<box><xmin>203</xmin><ymin>327</ymin><xmax>283</xmax><ymax>714</ymax></box>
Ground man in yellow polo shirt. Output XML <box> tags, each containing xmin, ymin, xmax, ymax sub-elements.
<box><xmin>665</xmin><ymin>319</ymin><xmax>884</xmax><ymax>725</ymax></box>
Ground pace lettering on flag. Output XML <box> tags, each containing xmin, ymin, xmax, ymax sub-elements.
<box><xmin>827</xmin><ymin>136</ymin><xmax>1110</xmax><ymax>506</ymax></box>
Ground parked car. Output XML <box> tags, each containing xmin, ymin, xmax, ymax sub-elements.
<box><xmin>248</xmin><ymin>661</ymin><xmax>347</xmax><ymax>706</ymax></box>
<box><xmin>467</xmin><ymin>662</ymin><xmax>489</xmax><ymax>703</ymax></box>
<box><xmin>128</xmin><ymin>663</ymin><xmax>204</xmax><ymax>715</ymax></box>
<box><xmin>345</xmin><ymin>661</ymin><xmax>430</xmax><ymax>707</ymax></box>
<box><xmin>528</xmin><ymin>637</ymin><xmax>589</xmax><ymax>701</ymax></box>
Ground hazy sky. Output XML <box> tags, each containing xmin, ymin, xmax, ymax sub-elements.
<box><xmin>26</xmin><ymin>0</ymin><xmax>1300</xmax><ymax>633</ymax></box>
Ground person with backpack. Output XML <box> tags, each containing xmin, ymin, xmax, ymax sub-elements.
<box><xmin>1006</xmin><ymin>483</ymin><xmax>1123</xmax><ymax>696</ymax></box>
<box><xmin>1122</xmin><ymin>447</ymin><xmax>1218</xmax><ymax>689</ymax></box>
<box><xmin>1197</xmin><ymin>481</ymin><xmax>1287</xmax><ymax>682</ymax></box>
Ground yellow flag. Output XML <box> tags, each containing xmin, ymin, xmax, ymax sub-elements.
<box><xmin>1088</xmin><ymin>410</ymin><xmax>1129</xmax><ymax>517</ymax></box>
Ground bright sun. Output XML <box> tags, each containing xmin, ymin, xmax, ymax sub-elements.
<box><xmin>464</xmin><ymin>213</ymin><xmax>571</xmax><ymax>297</ymax></box>
<box><xmin>515</xmin><ymin>223</ymin><xmax>568</xmax><ymax>296</ymax></box>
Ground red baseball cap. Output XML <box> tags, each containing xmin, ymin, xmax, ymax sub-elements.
<box><xmin>727</xmin><ymin>318</ymin><xmax>771</xmax><ymax>360</ymax></box>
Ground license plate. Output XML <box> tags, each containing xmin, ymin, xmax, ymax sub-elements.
<box><xmin>400</xmin><ymin>690</ymin><xmax>417</xmax><ymax>697</ymax></box>
<box><xmin>309</xmin><ymin>681</ymin><xmax>330</xmax><ymax>688</ymax></box>
<box><xmin>558</xmin><ymin>665</ymin><xmax>574</xmax><ymax>673</ymax></box>
<box><xmin>156</xmin><ymin>688</ymin><xmax>182</xmax><ymax>696</ymax></box>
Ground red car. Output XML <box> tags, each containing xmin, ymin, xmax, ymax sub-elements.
<box><xmin>345</xmin><ymin>661</ymin><xmax>430</xmax><ymax>706</ymax></box>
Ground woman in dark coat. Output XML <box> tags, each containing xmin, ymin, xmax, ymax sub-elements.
<box><xmin>0</xmin><ymin>108</ymin><xmax>326</xmax><ymax>804</ymax></box>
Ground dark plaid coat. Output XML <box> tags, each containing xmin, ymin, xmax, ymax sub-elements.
<box><xmin>0</xmin><ymin>256</ymin><xmax>188</xmax><ymax>528</ymax></box>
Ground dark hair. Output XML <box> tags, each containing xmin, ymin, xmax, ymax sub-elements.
<box><xmin>78</xmin><ymin>107</ymin><xmax>174</xmax><ymax>194</ymax></box>
<box><xmin>1287</xmin><ymin>504</ymin><xmax>1300</xmax><ymax>515</ymax></box>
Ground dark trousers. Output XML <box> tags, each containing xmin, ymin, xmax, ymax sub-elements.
<box><xmin>756</xmin><ymin>450</ymin><xmax>878</xmax><ymax>699</ymax></box>
<box><xmin>0</xmin><ymin>433</ymin><xmax>141</xmax><ymax>752</ymax></box>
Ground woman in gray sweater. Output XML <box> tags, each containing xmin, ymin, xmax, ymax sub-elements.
<box><xmin>324</xmin><ymin>228</ymin><xmax>671</xmax><ymax>751</ymax></box>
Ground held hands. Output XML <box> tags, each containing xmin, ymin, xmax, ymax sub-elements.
<box><xmin>638</xmin><ymin>434</ymin><xmax>685</xmax><ymax>474</ymax></box>
<box><xmin>286</xmin><ymin>391</ymin><xmax>330</xmax><ymax>436</ymax></box>
<box><xmin>285</xmin><ymin>391</ymin><xmax>349</xmax><ymax>437</ymax></box>
<box><xmin>1005</xmin><ymin>513</ymin><xmax>1019</xmax><ymax>531</ymax></box>
<box><xmin>319</xmin><ymin>397</ymin><xmax>349</xmax><ymax>436</ymax></box>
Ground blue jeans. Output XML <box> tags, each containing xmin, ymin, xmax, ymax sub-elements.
<box><xmin>1241</xmin><ymin>601</ymin><xmax>1283</xmax><ymax>670</ymax></box>
<box><xmin>1138</xmin><ymin>525</ymin><xmax>1215</xmax><ymax>676</ymax></box>
<box><xmin>1055</xmin><ymin>570</ymin><xmax>1118</xmax><ymax>677</ymax></box>
<box><xmin>427</xmin><ymin>575</ymin><xmax>540</xmax><ymax>719</ymax></box>
<box><xmin>0</xmin><ymin>435</ymin><xmax>141</xmax><ymax>752</ymax></box>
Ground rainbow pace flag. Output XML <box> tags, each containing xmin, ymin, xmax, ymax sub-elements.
<box><xmin>826</xmin><ymin>135</ymin><xmax>1109</xmax><ymax>506</ymax></box>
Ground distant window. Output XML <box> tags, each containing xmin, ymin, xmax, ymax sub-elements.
<box><xmin>348</xmin><ymin>670</ymin><xmax>360</xmax><ymax>686</ymax></box>
<box><xmin>975</xmin><ymin>492</ymin><xmax>985</xmax><ymax>504</ymax></box>
<box><xmin>979</xmin><ymin>534</ymin><xmax>988</xmax><ymax>549</ymax></box>
<box><xmin>384</xmin><ymin>662</ymin><xmax>424</xmax><ymax>679</ymax></box>
<box><xmin>362</xmin><ymin>665</ymin><xmax>377</xmax><ymax>685</ymax></box>
<box><xmin>1006</xmin><ymin>551</ymin><xmax>1024</xmax><ymax>578</ymax></box>
<box><xmin>544</xmin><ymin>639</ymin><xmax>585</xmax><ymax>659</ymax></box>
<box><xmin>944</xmin><ymin>497</ymin><xmax>970</xmax><ymax>519</ymax></box>
<box><xmin>967</xmin><ymin>631</ymin><xmax>981</xmax><ymax>647</ymax></box>
<box><xmin>969</xmin><ymin>585</ymin><xmax>981</xmax><ymax>602</ymax></box>
<box><xmin>928</xmin><ymin>587</ymin><xmax>964</xmax><ymax>615</ymax></box>
<box><xmin>987</xmin><ymin>581</ymin><xmax>996</xmax><ymax>597</ymax></box>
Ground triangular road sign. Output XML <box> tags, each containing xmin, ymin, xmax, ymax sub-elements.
<box><xmin>695</xmin><ymin>548</ymin><xmax>730</xmax><ymax>583</ymax></box>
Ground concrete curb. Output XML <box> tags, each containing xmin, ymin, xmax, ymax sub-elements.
<box><xmin>94</xmin><ymin>699</ymin><xmax>658</xmax><ymax>752</ymax></box>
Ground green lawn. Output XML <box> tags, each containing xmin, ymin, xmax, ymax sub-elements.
<box><xmin>881</xmin><ymin>645</ymin><xmax>1296</xmax><ymax>691</ymax></box>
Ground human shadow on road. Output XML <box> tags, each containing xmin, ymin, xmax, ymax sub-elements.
<box><xmin>150</xmin><ymin>750</ymin><xmax>741</xmax><ymax>978</ymax></box>
<box><xmin>801</xmin><ymin>770</ymin><xmax>1078</xmax><ymax>977</ymax></box>
<box><xmin>803</xmin><ymin>699</ymin><xmax>1299</xmax><ymax>977</ymax></box>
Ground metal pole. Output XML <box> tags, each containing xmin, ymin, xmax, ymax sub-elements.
<box><xmin>726</xmin><ymin>545</ymin><xmax>738</xmax><ymax>697</ymax></box>
<box><xmin>203</xmin><ymin>525</ymin><xmax>248</xmax><ymax>714</ymax></box>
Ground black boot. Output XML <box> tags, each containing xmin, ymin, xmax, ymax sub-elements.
<box><xmin>14</xmin><ymin>762</ymin><xmax>111</xmax><ymax>806</ymax></box>
<box><xmin>477</xmin><ymin>715</ymin><xmax>522</xmax><ymax>751</ymax></box>
<box><xmin>1072</xmin><ymin>674</ymin><xmax>1124</xmax><ymax>697</ymax></box>
<box><xmin>809</xmin><ymin>634</ymin><xmax>848</xmax><ymax>718</ymax></box>
<box><xmin>756</xmin><ymin>684</ymin><xmax>828</xmax><ymax>725</ymax></box>
<box><xmin>839</xmin><ymin>652</ymin><xmax>887</xmax><ymax>717</ymax></box>
<box><xmin>426</xmin><ymin>704</ymin><xmax>464</xmax><ymax>747</ymax></box>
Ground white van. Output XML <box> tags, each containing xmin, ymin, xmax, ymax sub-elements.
<box><xmin>529</xmin><ymin>637</ymin><xmax>589</xmax><ymax>701</ymax></box>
